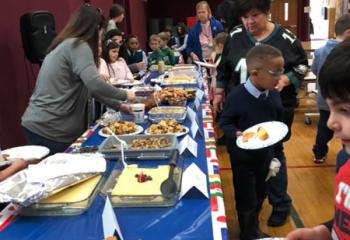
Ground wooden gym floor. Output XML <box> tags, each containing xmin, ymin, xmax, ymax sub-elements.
<box><xmin>218</xmin><ymin>96</ymin><xmax>341</xmax><ymax>239</ymax></box>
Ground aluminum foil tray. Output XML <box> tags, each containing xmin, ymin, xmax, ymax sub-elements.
<box><xmin>99</xmin><ymin>134</ymin><xmax>178</xmax><ymax>160</ymax></box>
<box><xmin>148</xmin><ymin>106</ymin><xmax>186</xmax><ymax>121</ymax></box>
<box><xmin>20</xmin><ymin>174</ymin><xmax>105</xmax><ymax>216</ymax></box>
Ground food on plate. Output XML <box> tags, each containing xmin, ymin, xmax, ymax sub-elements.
<box><xmin>112</xmin><ymin>165</ymin><xmax>170</xmax><ymax>196</ymax></box>
<box><xmin>241</xmin><ymin>126</ymin><xmax>269</xmax><ymax>142</ymax></box>
<box><xmin>147</xmin><ymin>119</ymin><xmax>186</xmax><ymax>135</ymax></box>
<box><xmin>242</xmin><ymin>131</ymin><xmax>255</xmax><ymax>143</ymax></box>
<box><xmin>257</xmin><ymin>126</ymin><xmax>269</xmax><ymax>141</ymax></box>
<box><xmin>129</xmin><ymin>137</ymin><xmax>170</xmax><ymax>149</ymax></box>
<box><xmin>143</xmin><ymin>88</ymin><xmax>196</xmax><ymax>110</ymax></box>
<box><xmin>102</xmin><ymin>120</ymin><xmax>138</xmax><ymax>135</ymax></box>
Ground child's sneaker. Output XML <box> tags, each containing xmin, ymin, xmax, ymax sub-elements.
<box><xmin>314</xmin><ymin>156</ymin><xmax>326</xmax><ymax>164</ymax></box>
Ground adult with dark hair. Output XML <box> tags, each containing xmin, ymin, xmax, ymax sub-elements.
<box><xmin>21</xmin><ymin>5</ymin><xmax>135</xmax><ymax>155</ymax></box>
<box><xmin>106</xmin><ymin>3</ymin><xmax>125</xmax><ymax>32</ymax></box>
<box><xmin>186</xmin><ymin>1</ymin><xmax>223</xmax><ymax>62</ymax></box>
<box><xmin>174</xmin><ymin>22</ymin><xmax>189</xmax><ymax>63</ymax></box>
<box><xmin>214</xmin><ymin>0</ymin><xmax>308</xmax><ymax>227</ymax></box>
<box><xmin>286</xmin><ymin>39</ymin><xmax>350</xmax><ymax>240</ymax></box>
<box><xmin>215</xmin><ymin>0</ymin><xmax>240</xmax><ymax>32</ymax></box>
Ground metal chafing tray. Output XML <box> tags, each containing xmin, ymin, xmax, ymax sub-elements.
<box><xmin>148</xmin><ymin>106</ymin><xmax>186</xmax><ymax>122</ymax></box>
<box><xmin>20</xmin><ymin>174</ymin><xmax>105</xmax><ymax>216</ymax></box>
<box><xmin>101</xmin><ymin>150</ymin><xmax>183</xmax><ymax>207</ymax></box>
<box><xmin>99</xmin><ymin>134</ymin><xmax>178</xmax><ymax>160</ymax></box>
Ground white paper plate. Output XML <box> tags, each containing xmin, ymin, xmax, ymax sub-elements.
<box><xmin>111</xmin><ymin>79</ymin><xmax>143</xmax><ymax>87</ymax></box>
<box><xmin>120</xmin><ymin>81</ymin><xmax>143</xmax><ymax>87</ymax></box>
<box><xmin>194</xmin><ymin>61</ymin><xmax>216</xmax><ymax>68</ymax></box>
<box><xmin>98</xmin><ymin>125</ymin><xmax>144</xmax><ymax>138</ymax></box>
<box><xmin>236</xmin><ymin>121</ymin><xmax>288</xmax><ymax>150</ymax></box>
<box><xmin>144</xmin><ymin>126</ymin><xmax>189</xmax><ymax>137</ymax></box>
<box><xmin>1</xmin><ymin>145</ymin><xmax>50</xmax><ymax>163</ymax></box>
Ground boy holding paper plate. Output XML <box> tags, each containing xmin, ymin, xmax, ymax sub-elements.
<box><xmin>220</xmin><ymin>44</ymin><xmax>284</xmax><ymax>239</ymax></box>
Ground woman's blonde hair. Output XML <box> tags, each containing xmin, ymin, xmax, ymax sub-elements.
<box><xmin>196</xmin><ymin>1</ymin><xmax>212</xmax><ymax>18</ymax></box>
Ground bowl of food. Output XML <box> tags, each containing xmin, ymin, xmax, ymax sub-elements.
<box><xmin>168</xmin><ymin>97</ymin><xmax>187</xmax><ymax>106</ymax></box>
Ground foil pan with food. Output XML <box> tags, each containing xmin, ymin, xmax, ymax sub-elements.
<box><xmin>99</xmin><ymin>134</ymin><xmax>177</xmax><ymax>160</ymax></box>
<box><xmin>0</xmin><ymin>153</ymin><xmax>106</xmax><ymax>206</ymax></box>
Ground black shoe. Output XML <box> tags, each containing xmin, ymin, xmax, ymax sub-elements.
<box><xmin>267</xmin><ymin>209</ymin><xmax>290</xmax><ymax>227</ymax></box>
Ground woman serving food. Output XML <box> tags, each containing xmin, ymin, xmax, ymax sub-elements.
<box><xmin>21</xmin><ymin>5</ymin><xmax>135</xmax><ymax>154</ymax></box>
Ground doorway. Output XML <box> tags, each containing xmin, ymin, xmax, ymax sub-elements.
<box><xmin>309</xmin><ymin>0</ymin><xmax>329</xmax><ymax>40</ymax></box>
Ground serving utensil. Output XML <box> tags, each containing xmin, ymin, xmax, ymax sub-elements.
<box><xmin>160</xmin><ymin>150</ymin><xmax>179</xmax><ymax>198</ymax></box>
<box><xmin>104</xmin><ymin>127</ymin><xmax>128</xmax><ymax>168</ymax></box>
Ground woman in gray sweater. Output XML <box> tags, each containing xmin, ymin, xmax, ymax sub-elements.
<box><xmin>21</xmin><ymin>5</ymin><xmax>135</xmax><ymax>154</ymax></box>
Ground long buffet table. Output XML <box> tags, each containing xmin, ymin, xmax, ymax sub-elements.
<box><xmin>0</xmin><ymin>68</ymin><xmax>228</xmax><ymax>240</ymax></box>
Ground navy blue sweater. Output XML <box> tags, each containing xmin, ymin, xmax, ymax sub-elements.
<box><xmin>220</xmin><ymin>85</ymin><xmax>283</xmax><ymax>162</ymax></box>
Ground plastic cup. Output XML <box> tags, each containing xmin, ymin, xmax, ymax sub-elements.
<box><xmin>130</xmin><ymin>103</ymin><xmax>145</xmax><ymax>123</ymax></box>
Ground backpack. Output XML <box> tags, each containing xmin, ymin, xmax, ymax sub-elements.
<box><xmin>20</xmin><ymin>11</ymin><xmax>56</xmax><ymax>64</ymax></box>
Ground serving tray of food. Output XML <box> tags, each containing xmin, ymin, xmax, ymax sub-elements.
<box><xmin>101</xmin><ymin>150</ymin><xmax>183</xmax><ymax>207</ymax></box>
<box><xmin>99</xmin><ymin>134</ymin><xmax>178</xmax><ymax>159</ymax></box>
<box><xmin>20</xmin><ymin>174</ymin><xmax>105</xmax><ymax>216</ymax></box>
<box><xmin>161</xmin><ymin>75</ymin><xmax>198</xmax><ymax>87</ymax></box>
<box><xmin>148</xmin><ymin>106</ymin><xmax>187</xmax><ymax>122</ymax></box>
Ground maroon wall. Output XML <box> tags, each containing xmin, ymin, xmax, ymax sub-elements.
<box><xmin>147</xmin><ymin>0</ymin><xmax>222</xmax><ymax>26</ymax></box>
<box><xmin>297</xmin><ymin>0</ymin><xmax>310</xmax><ymax>41</ymax></box>
<box><xmin>0</xmin><ymin>0</ymin><xmax>81</xmax><ymax>149</ymax></box>
<box><xmin>128</xmin><ymin>0</ymin><xmax>147</xmax><ymax>50</ymax></box>
<box><xmin>0</xmin><ymin>0</ymin><xmax>147</xmax><ymax>149</ymax></box>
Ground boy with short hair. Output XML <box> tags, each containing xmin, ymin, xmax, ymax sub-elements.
<box><xmin>158</xmin><ymin>32</ymin><xmax>175</xmax><ymax>65</ymax></box>
<box><xmin>286</xmin><ymin>38</ymin><xmax>350</xmax><ymax>240</ymax></box>
<box><xmin>147</xmin><ymin>34</ymin><xmax>164</xmax><ymax>68</ymax></box>
<box><xmin>312</xmin><ymin>13</ymin><xmax>350</xmax><ymax>164</ymax></box>
<box><xmin>220</xmin><ymin>44</ymin><xmax>284</xmax><ymax>239</ymax></box>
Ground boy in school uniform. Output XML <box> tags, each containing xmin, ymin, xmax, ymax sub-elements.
<box><xmin>220</xmin><ymin>44</ymin><xmax>284</xmax><ymax>240</ymax></box>
<box><xmin>147</xmin><ymin>34</ymin><xmax>164</xmax><ymax>68</ymax></box>
<box><xmin>312</xmin><ymin>13</ymin><xmax>350</xmax><ymax>164</ymax></box>
<box><xmin>158</xmin><ymin>32</ymin><xmax>176</xmax><ymax>66</ymax></box>
<box><xmin>286</xmin><ymin>38</ymin><xmax>350</xmax><ymax>240</ymax></box>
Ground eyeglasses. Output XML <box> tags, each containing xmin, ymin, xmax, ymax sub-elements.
<box><xmin>256</xmin><ymin>68</ymin><xmax>285</xmax><ymax>77</ymax></box>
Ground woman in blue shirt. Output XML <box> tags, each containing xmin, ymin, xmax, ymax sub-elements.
<box><xmin>186</xmin><ymin>1</ymin><xmax>223</xmax><ymax>62</ymax></box>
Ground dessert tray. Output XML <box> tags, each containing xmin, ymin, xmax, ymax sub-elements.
<box><xmin>101</xmin><ymin>150</ymin><xmax>183</xmax><ymax>207</ymax></box>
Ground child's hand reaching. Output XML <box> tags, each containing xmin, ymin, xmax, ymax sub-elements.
<box><xmin>136</xmin><ymin>62</ymin><xmax>146</xmax><ymax>70</ymax></box>
<box><xmin>236</xmin><ymin>131</ymin><xmax>243</xmax><ymax>137</ymax></box>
